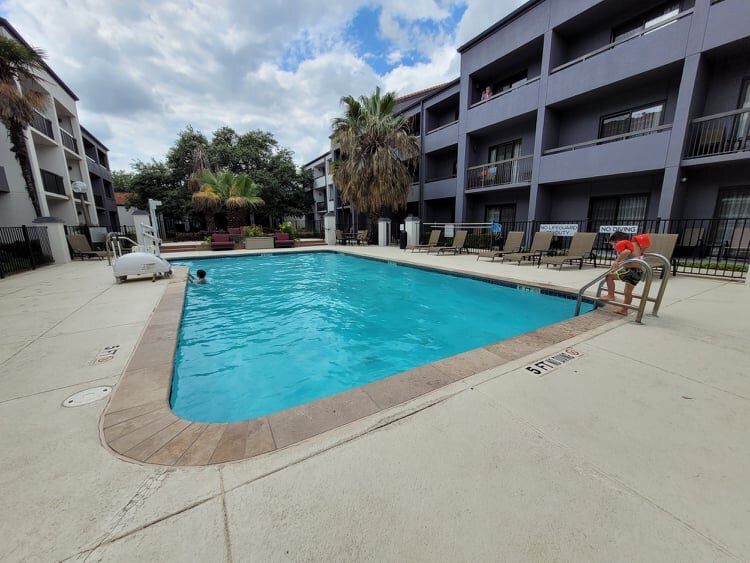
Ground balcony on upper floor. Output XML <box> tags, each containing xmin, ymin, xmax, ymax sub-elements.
<box><xmin>313</xmin><ymin>175</ymin><xmax>327</xmax><ymax>190</ymax></box>
<box><xmin>540</xmin><ymin>125</ymin><xmax>672</xmax><ymax>183</ymax></box>
<box><xmin>466</xmin><ymin>155</ymin><xmax>533</xmax><ymax>192</ymax></box>
<box><xmin>60</xmin><ymin>129</ymin><xmax>79</xmax><ymax>155</ymax></box>
<box><xmin>466</xmin><ymin>78</ymin><xmax>540</xmax><ymax>134</ymax></box>
<box><xmin>316</xmin><ymin>201</ymin><xmax>327</xmax><ymax>213</ymax></box>
<box><xmin>423</xmin><ymin>176</ymin><xmax>457</xmax><ymax>201</ymax></box>
<box><xmin>704</xmin><ymin>0</ymin><xmax>750</xmax><ymax>51</ymax></box>
<box><xmin>683</xmin><ymin>107</ymin><xmax>750</xmax><ymax>164</ymax></box>
<box><xmin>547</xmin><ymin>8</ymin><xmax>693</xmax><ymax>105</ymax></box>
<box><xmin>31</xmin><ymin>110</ymin><xmax>54</xmax><ymax>139</ymax></box>
<box><xmin>424</xmin><ymin>121</ymin><xmax>458</xmax><ymax>153</ymax></box>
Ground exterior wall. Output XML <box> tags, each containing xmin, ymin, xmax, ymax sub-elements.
<box><xmin>700</xmin><ymin>57</ymin><xmax>750</xmax><ymax>115</ymax></box>
<box><xmin>464</xmin><ymin>188</ymin><xmax>530</xmax><ymax>223</ymax></box>
<box><xmin>469</xmin><ymin>121</ymin><xmax>535</xmax><ymax>167</ymax></box>
<box><xmin>0</xmin><ymin>136</ymin><xmax>37</xmax><ymax>225</ymax></box>
<box><xmin>679</xmin><ymin>164</ymin><xmax>749</xmax><ymax>219</ymax></box>
<box><xmin>703</xmin><ymin>0</ymin><xmax>750</xmax><ymax>51</ymax></box>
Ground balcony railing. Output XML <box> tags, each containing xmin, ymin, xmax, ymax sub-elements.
<box><xmin>550</xmin><ymin>9</ymin><xmax>694</xmax><ymax>74</ymax></box>
<box><xmin>544</xmin><ymin>124</ymin><xmax>671</xmax><ymax>155</ymax></box>
<box><xmin>40</xmin><ymin>169</ymin><xmax>66</xmax><ymax>196</ymax></box>
<box><xmin>60</xmin><ymin>129</ymin><xmax>79</xmax><ymax>154</ymax></box>
<box><xmin>31</xmin><ymin>111</ymin><xmax>54</xmax><ymax>139</ymax></box>
<box><xmin>316</xmin><ymin>201</ymin><xmax>327</xmax><ymax>212</ymax></box>
<box><xmin>685</xmin><ymin>107</ymin><xmax>750</xmax><ymax>159</ymax></box>
<box><xmin>466</xmin><ymin>155</ymin><xmax>532</xmax><ymax>190</ymax></box>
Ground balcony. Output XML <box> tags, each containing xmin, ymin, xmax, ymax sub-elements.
<box><xmin>424</xmin><ymin>121</ymin><xmax>458</xmax><ymax>153</ymax></box>
<box><xmin>31</xmin><ymin>111</ymin><xmax>54</xmax><ymax>139</ymax></box>
<box><xmin>684</xmin><ymin>108</ymin><xmax>750</xmax><ymax>160</ymax></box>
<box><xmin>40</xmin><ymin>169</ymin><xmax>66</xmax><ymax>196</ymax></box>
<box><xmin>466</xmin><ymin>156</ymin><xmax>532</xmax><ymax>191</ymax></box>
<box><xmin>540</xmin><ymin>126</ymin><xmax>671</xmax><ymax>183</ymax></box>
<box><xmin>316</xmin><ymin>201</ymin><xmax>327</xmax><ymax>212</ymax></box>
<box><xmin>704</xmin><ymin>0</ymin><xmax>750</xmax><ymax>51</ymax></box>
<box><xmin>313</xmin><ymin>176</ymin><xmax>327</xmax><ymax>189</ymax></box>
<box><xmin>423</xmin><ymin>176</ymin><xmax>457</xmax><ymax>200</ymax></box>
<box><xmin>547</xmin><ymin>10</ymin><xmax>692</xmax><ymax>105</ymax></box>
<box><xmin>60</xmin><ymin>129</ymin><xmax>79</xmax><ymax>154</ymax></box>
<box><xmin>466</xmin><ymin>78</ymin><xmax>540</xmax><ymax>133</ymax></box>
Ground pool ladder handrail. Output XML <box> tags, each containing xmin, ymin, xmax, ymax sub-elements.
<box><xmin>574</xmin><ymin>253</ymin><xmax>671</xmax><ymax>324</ymax></box>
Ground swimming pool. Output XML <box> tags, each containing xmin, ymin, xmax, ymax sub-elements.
<box><xmin>170</xmin><ymin>252</ymin><xmax>593</xmax><ymax>423</ymax></box>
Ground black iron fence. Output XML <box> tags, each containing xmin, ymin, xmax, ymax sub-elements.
<box><xmin>0</xmin><ymin>226</ymin><xmax>54</xmax><ymax>279</ymax></box>
<box><xmin>420</xmin><ymin>217</ymin><xmax>750</xmax><ymax>279</ymax></box>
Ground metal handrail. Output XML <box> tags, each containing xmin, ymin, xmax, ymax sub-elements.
<box><xmin>642</xmin><ymin>253</ymin><xmax>671</xmax><ymax>316</ymax></box>
<box><xmin>575</xmin><ymin>258</ymin><xmax>655</xmax><ymax>324</ymax></box>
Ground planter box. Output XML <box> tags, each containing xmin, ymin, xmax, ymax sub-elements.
<box><xmin>244</xmin><ymin>237</ymin><xmax>274</xmax><ymax>250</ymax></box>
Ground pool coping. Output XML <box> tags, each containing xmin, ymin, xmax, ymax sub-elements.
<box><xmin>99</xmin><ymin>251</ymin><xmax>616</xmax><ymax>467</ymax></box>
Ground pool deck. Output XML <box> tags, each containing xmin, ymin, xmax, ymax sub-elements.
<box><xmin>1</xmin><ymin>245</ymin><xmax>749</xmax><ymax>561</ymax></box>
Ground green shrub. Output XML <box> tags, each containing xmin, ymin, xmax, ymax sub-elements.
<box><xmin>278</xmin><ymin>222</ymin><xmax>299</xmax><ymax>238</ymax></box>
<box><xmin>676</xmin><ymin>260</ymin><xmax>748</xmax><ymax>272</ymax></box>
<box><xmin>243</xmin><ymin>225</ymin><xmax>266</xmax><ymax>237</ymax></box>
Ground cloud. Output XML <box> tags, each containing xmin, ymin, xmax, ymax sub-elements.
<box><xmin>2</xmin><ymin>0</ymin><xmax>525</xmax><ymax>170</ymax></box>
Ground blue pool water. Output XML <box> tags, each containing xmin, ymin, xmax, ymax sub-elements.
<box><xmin>170</xmin><ymin>252</ymin><xmax>593</xmax><ymax>422</ymax></box>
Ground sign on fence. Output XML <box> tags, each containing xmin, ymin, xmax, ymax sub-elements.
<box><xmin>444</xmin><ymin>224</ymin><xmax>455</xmax><ymax>237</ymax></box>
<box><xmin>540</xmin><ymin>223</ymin><xmax>579</xmax><ymax>236</ymax></box>
<box><xmin>599</xmin><ymin>225</ymin><xmax>638</xmax><ymax>234</ymax></box>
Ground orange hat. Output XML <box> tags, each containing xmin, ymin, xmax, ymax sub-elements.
<box><xmin>632</xmin><ymin>233</ymin><xmax>651</xmax><ymax>250</ymax></box>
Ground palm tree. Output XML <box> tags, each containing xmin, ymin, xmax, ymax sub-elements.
<box><xmin>196</xmin><ymin>169</ymin><xmax>264</xmax><ymax>228</ymax></box>
<box><xmin>187</xmin><ymin>144</ymin><xmax>210</xmax><ymax>193</ymax></box>
<box><xmin>331</xmin><ymin>87</ymin><xmax>420</xmax><ymax>223</ymax></box>
<box><xmin>0</xmin><ymin>37</ymin><xmax>47</xmax><ymax>217</ymax></box>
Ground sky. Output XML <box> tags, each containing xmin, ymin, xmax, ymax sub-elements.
<box><xmin>1</xmin><ymin>0</ymin><xmax>526</xmax><ymax>171</ymax></box>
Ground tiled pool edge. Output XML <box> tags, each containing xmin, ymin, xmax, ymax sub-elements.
<box><xmin>100</xmin><ymin>263</ymin><xmax>616</xmax><ymax>467</ymax></box>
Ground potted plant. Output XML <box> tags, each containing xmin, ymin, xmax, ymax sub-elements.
<box><xmin>243</xmin><ymin>225</ymin><xmax>274</xmax><ymax>249</ymax></box>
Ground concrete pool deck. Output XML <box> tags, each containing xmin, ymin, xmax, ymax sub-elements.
<box><xmin>1</xmin><ymin>245</ymin><xmax>748</xmax><ymax>561</ymax></box>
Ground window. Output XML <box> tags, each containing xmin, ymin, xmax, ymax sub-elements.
<box><xmin>485</xmin><ymin>204</ymin><xmax>516</xmax><ymax>226</ymax></box>
<box><xmin>712</xmin><ymin>188</ymin><xmax>750</xmax><ymax>246</ymax></box>
<box><xmin>488</xmin><ymin>140</ymin><xmax>521</xmax><ymax>163</ymax></box>
<box><xmin>599</xmin><ymin>102</ymin><xmax>665</xmax><ymax>138</ymax></box>
<box><xmin>588</xmin><ymin>195</ymin><xmax>648</xmax><ymax>248</ymax></box>
<box><xmin>327</xmin><ymin>185</ymin><xmax>334</xmax><ymax>202</ymax></box>
<box><xmin>612</xmin><ymin>2</ymin><xmax>681</xmax><ymax>43</ymax></box>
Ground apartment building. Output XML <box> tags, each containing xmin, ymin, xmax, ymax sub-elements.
<box><xmin>0</xmin><ymin>18</ymin><xmax>100</xmax><ymax>230</ymax></box>
<box><xmin>446</xmin><ymin>0</ymin><xmax>748</xmax><ymax>236</ymax></box>
<box><xmin>81</xmin><ymin>126</ymin><xmax>118</xmax><ymax>230</ymax></box>
<box><xmin>308</xmin><ymin>0</ymin><xmax>749</xmax><ymax>254</ymax></box>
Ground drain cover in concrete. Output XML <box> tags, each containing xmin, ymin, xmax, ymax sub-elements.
<box><xmin>63</xmin><ymin>386</ymin><xmax>112</xmax><ymax>407</ymax></box>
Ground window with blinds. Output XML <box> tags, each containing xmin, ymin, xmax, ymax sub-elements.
<box><xmin>599</xmin><ymin>102</ymin><xmax>665</xmax><ymax>139</ymax></box>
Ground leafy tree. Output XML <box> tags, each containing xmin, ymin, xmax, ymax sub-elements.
<box><xmin>0</xmin><ymin>36</ymin><xmax>47</xmax><ymax>216</ymax></box>
<box><xmin>196</xmin><ymin>169</ymin><xmax>264</xmax><ymax>228</ymax></box>
<box><xmin>165</xmin><ymin>126</ymin><xmax>209</xmax><ymax>191</ymax></box>
<box><xmin>331</xmin><ymin>87</ymin><xmax>420</xmax><ymax>218</ymax></box>
<box><xmin>127</xmin><ymin>159</ymin><xmax>192</xmax><ymax>220</ymax></box>
<box><xmin>112</xmin><ymin>170</ymin><xmax>134</xmax><ymax>192</ymax></box>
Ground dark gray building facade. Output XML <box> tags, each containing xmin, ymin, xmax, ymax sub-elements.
<box><xmin>404</xmin><ymin>0</ymin><xmax>749</xmax><ymax>246</ymax></box>
<box><xmin>81</xmin><ymin>127</ymin><xmax>119</xmax><ymax>230</ymax></box>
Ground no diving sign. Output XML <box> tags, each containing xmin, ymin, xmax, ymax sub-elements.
<box><xmin>524</xmin><ymin>348</ymin><xmax>583</xmax><ymax>376</ymax></box>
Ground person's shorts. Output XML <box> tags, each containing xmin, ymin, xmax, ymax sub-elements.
<box><xmin>616</xmin><ymin>267</ymin><xmax>643</xmax><ymax>286</ymax></box>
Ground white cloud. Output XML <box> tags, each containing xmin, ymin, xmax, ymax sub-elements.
<box><xmin>3</xmin><ymin>0</ymin><xmax>525</xmax><ymax>170</ymax></box>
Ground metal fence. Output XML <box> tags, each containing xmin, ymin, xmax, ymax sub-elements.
<box><xmin>0</xmin><ymin>226</ymin><xmax>54</xmax><ymax>279</ymax></box>
<box><xmin>420</xmin><ymin>217</ymin><xmax>750</xmax><ymax>279</ymax></box>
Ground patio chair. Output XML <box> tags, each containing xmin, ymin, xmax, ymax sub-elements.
<box><xmin>210</xmin><ymin>233</ymin><xmax>235</xmax><ymax>251</ymax></box>
<box><xmin>411</xmin><ymin>229</ymin><xmax>441</xmax><ymax>252</ymax></box>
<box><xmin>356</xmin><ymin>230</ymin><xmax>369</xmax><ymax>245</ymax></box>
<box><xmin>273</xmin><ymin>232</ymin><xmax>295</xmax><ymax>248</ymax></box>
<box><xmin>227</xmin><ymin>227</ymin><xmax>243</xmax><ymax>242</ymax></box>
<box><xmin>476</xmin><ymin>231</ymin><xmax>524</xmax><ymax>261</ymax></box>
<box><xmin>643</xmin><ymin>233</ymin><xmax>679</xmax><ymax>277</ymax></box>
<box><xmin>66</xmin><ymin>234</ymin><xmax>107</xmax><ymax>260</ymax></box>
<box><xmin>724</xmin><ymin>227</ymin><xmax>750</xmax><ymax>260</ymax></box>
<box><xmin>538</xmin><ymin>232</ymin><xmax>597</xmax><ymax>270</ymax></box>
<box><xmin>501</xmin><ymin>231</ymin><xmax>554</xmax><ymax>265</ymax></box>
<box><xmin>436</xmin><ymin>230</ymin><xmax>468</xmax><ymax>255</ymax></box>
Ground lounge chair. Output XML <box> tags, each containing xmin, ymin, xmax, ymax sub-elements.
<box><xmin>643</xmin><ymin>233</ymin><xmax>678</xmax><ymax>277</ymax></box>
<box><xmin>411</xmin><ymin>229</ymin><xmax>441</xmax><ymax>252</ymax></box>
<box><xmin>724</xmin><ymin>227</ymin><xmax>750</xmax><ymax>259</ymax></box>
<box><xmin>538</xmin><ymin>232</ymin><xmax>597</xmax><ymax>270</ymax></box>
<box><xmin>501</xmin><ymin>231</ymin><xmax>554</xmax><ymax>265</ymax></box>
<box><xmin>436</xmin><ymin>230</ymin><xmax>468</xmax><ymax>255</ymax></box>
<box><xmin>66</xmin><ymin>234</ymin><xmax>107</xmax><ymax>260</ymax></box>
<box><xmin>273</xmin><ymin>232</ymin><xmax>295</xmax><ymax>248</ymax></box>
<box><xmin>476</xmin><ymin>231</ymin><xmax>524</xmax><ymax>261</ymax></box>
<box><xmin>210</xmin><ymin>233</ymin><xmax>235</xmax><ymax>251</ymax></box>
